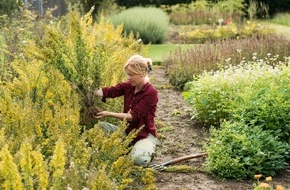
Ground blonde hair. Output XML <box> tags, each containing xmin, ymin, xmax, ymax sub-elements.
<box><xmin>124</xmin><ymin>55</ymin><xmax>153</xmax><ymax>75</ymax></box>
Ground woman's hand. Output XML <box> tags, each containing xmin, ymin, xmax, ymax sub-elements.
<box><xmin>93</xmin><ymin>111</ymin><xmax>111</xmax><ymax>119</ymax></box>
<box><xmin>93</xmin><ymin>111</ymin><xmax>133</xmax><ymax>121</ymax></box>
<box><xmin>94</xmin><ymin>88</ymin><xmax>103</xmax><ymax>97</ymax></box>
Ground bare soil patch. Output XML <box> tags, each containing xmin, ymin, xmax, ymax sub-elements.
<box><xmin>150</xmin><ymin>66</ymin><xmax>290</xmax><ymax>190</ymax></box>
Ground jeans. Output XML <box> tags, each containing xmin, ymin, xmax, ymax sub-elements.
<box><xmin>99</xmin><ymin>121</ymin><xmax>158</xmax><ymax>167</ymax></box>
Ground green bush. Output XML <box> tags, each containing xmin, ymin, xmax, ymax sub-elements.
<box><xmin>181</xmin><ymin>21</ymin><xmax>274</xmax><ymax>43</ymax></box>
<box><xmin>183</xmin><ymin>57</ymin><xmax>290</xmax><ymax>127</ymax></box>
<box><xmin>110</xmin><ymin>7</ymin><xmax>170</xmax><ymax>44</ymax></box>
<box><xmin>229</xmin><ymin>64</ymin><xmax>290</xmax><ymax>143</ymax></box>
<box><xmin>205</xmin><ymin>121</ymin><xmax>290</xmax><ymax>180</ymax></box>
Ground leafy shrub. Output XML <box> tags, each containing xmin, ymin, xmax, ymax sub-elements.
<box><xmin>110</xmin><ymin>7</ymin><xmax>170</xmax><ymax>44</ymax></box>
<box><xmin>165</xmin><ymin>34</ymin><xmax>290</xmax><ymax>90</ymax></box>
<box><xmin>181</xmin><ymin>21</ymin><xmax>274</xmax><ymax>43</ymax></box>
<box><xmin>185</xmin><ymin>57</ymin><xmax>290</xmax><ymax>180</ymax></box>
<box><xmin>183</xmin><ymin>58</ymin><xmax>290</xmax><ymax>127</ymax></box>
<box><xmin>205</xmin><ymin>121</ymin><xmax>290</xmax><ymax>180</ymax></box>
<box><xmin>229</xmin><ymin>64</ymin><xmax>290</xmax><ymax>143</ymax></box>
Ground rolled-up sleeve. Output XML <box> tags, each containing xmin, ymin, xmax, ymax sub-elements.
<box><xmin>101</xmin><ymin>82</ymin><xmax>130</xmax><ymax>102</ymax></box>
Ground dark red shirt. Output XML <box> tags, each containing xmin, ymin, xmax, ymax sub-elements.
<box><xmin>101</xmin><ymin>81</ymin><xmax>158</xmax><ymax>141</ymax></box>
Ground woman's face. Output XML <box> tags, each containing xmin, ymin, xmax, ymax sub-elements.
<box><xmin>125</xmin><ymin>69</ymin><xmax>144</xmax><ymax>86</ymax></box>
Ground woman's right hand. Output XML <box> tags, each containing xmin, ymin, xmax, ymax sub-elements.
<box><xmin>93</xmin><ymin>111</ymin><xmax>111</xmax><ymax>119</ymax></box>
<box><xmin>94</xmin><ymin>88</ymin><xmax>103</xmax><ymax>97</ymax></box>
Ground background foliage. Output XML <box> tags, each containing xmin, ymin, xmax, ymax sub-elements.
<box><xmin>110</xmin><ymin>7</ymin><xmax>170</xmax><ymax>44</ymax></box>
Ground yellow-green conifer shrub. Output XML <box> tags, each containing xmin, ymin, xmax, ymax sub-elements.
<box><xmin>82</xmin><ymin>122</ymin><xmax>138</xmax><ymax>189</ymax></box>
<box><xmin>0</xmin><ymin>58</ymin><xmax>81</xmax><ymax>154</ymax></box>
<box><xmin>49</xmin><ymin>139</ymin><xmax>66</xmax><ymax>189</ymax></box>
<box><xmin>18</xmin><ymin>142</ymin><xmax>34</xmax><ymax>189</ymax></box>
<box><xmin>0</xmin><ymin>129</ymin><xmax>7</xmax><ymax>150</ymax></box>
<box><xmin>30</xmin><ymin>7</ymin><xmax>145</xmax><ymax>128</ymax></box>
<box><xmin>30</xmin><ymin>150</ymin><xmax>49</xmax><ymax>189</ymax></box>
<box><xmin>0</xmin><ymin>8</ymin><xmax>154</xmax><ymax>189</ymax></box>
<box><xmin>0</xmin><ymin>145</ymin><xmax>23</xmax><ymax>190</ymax></box>
<box><xmin>14</xmin><ymin>141</ymin><xmax>49</xmax><ymax>189</ymax></box>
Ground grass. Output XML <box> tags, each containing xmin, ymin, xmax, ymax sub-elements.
<box><xmin>147</xmin><ymin>44</ymin><xmax>195</xmax><ymax>64</ymax></box>
<box><xmin>271</xmin><ymin>12</ymin><xmax>290</xmax><ymax>26</ymax></box>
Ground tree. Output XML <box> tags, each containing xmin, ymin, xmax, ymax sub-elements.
<box><xmin>0</xmin><ymin>0</ymin><xmax>21</xmax><ymax>16</ymax></box>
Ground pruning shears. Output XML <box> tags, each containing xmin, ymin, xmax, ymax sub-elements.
<box><xmin>149</xmin><ymin>152</ymin><xmax>208</xmax><ymax>171</ymax></box>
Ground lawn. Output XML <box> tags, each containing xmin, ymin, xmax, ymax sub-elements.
<box><xmin>147</xmin><ymin>44</ymin><xmax>195</xmax><ymax>64</ymax></box>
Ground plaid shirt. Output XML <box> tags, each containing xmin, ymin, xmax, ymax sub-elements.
<box><xmin>102</xmin><ymin>81</ymin><xmax>158</xmax><ymax>141</ymax></box>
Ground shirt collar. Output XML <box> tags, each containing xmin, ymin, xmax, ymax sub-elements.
<box><xmin>139</xmin><ymin>82</ymin><xmax>150</xmax><ymax>92</ymax></box>
<box><xmin>131</xmin><ymin>82</ymin><xmax>150</xmax><ymax>93</ymax></box>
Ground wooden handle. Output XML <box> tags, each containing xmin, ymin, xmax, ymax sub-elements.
<box><xmin>163</xmin><ymin>153</ymin><xmax>208</xmax><ymax>166</ymax></box>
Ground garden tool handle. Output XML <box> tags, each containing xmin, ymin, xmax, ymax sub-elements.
<box><xmin>162</xmin><ymin>152</ymin><xmax>208</xmax><ymax>167</ymax></box>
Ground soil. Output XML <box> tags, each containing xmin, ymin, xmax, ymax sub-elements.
<box><xmin>149</xmin><ymin>66</ymin><xmax>290</xmax><ymax>190</ymax></box>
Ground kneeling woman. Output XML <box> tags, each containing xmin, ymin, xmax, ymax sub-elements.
<box><xmin>94</xmin><ymin>55</ymin><xmax>159</xmax><ymax>167</ymax></box>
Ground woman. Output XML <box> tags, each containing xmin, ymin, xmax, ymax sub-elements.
<box><xmin>93</xmin><ymin>54</ymin><xmax>159</xmax><ymax>167</ymax></box>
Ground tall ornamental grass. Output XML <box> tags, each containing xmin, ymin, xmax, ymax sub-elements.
<box><xmin>110</xmin><ymin>7</ymin><xmax>170</xmax><ymax>44</ymax></box>
<box><xmin>165</xmin><ymin>34</ymin><xmax>290</xmax><ymax>90</ymax></box>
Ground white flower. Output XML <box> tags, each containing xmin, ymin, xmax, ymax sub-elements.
<box><xmin>69</xmin><ymin>161</ymin><xmax>75</xmax><ymax>168</ymax></box>
<box><xmin>225</xmin><ymin>57</ymin><xmax>231</xmax><ymax>62</ymax></box>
